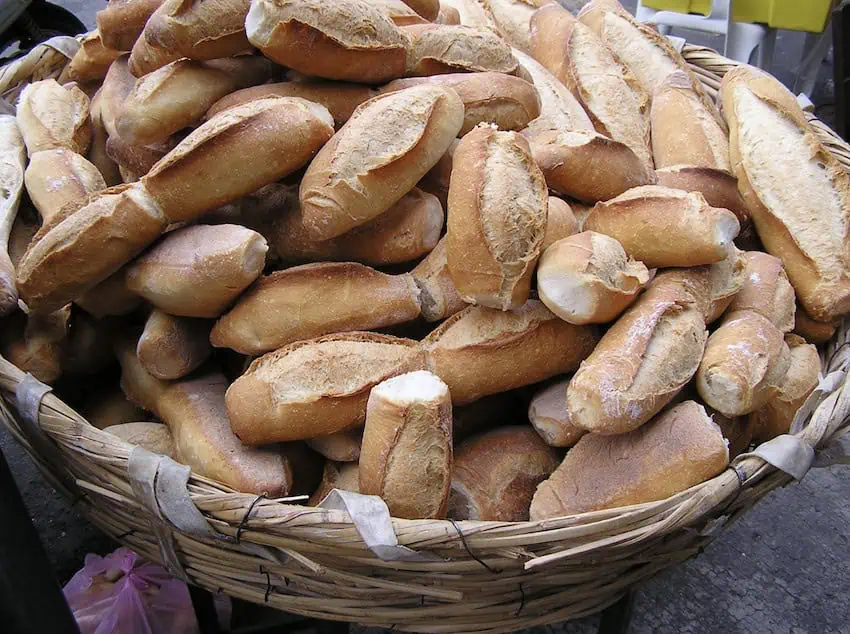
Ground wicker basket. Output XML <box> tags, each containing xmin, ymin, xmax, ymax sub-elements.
<box><xmin>2</xmin><ymin>36</ymin><xmax>850</xmax><ymax>634</ymax></box>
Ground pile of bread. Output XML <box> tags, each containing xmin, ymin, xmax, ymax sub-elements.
<box><xmin>0</xmin><ymin>0</ymin><xmax>845</xmax><ymax>523</ymax></box>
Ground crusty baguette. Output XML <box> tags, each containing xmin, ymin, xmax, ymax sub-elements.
<box><xmin>654</xmin><ymin>165</ymin><xmax>750</xmax><ymax>228</ymax></box>
<box><xmin>16</xmin><ymin>80</ymin><xmax>92</xmax><ymax>156</ymax></box>
<box><xmin>793</xmin><ymin>304</ymin><xmax>838</xmax><ymax>344</ymax></box>
<box><xmin>584</xmin><ymin>186</ymin><xmax>740</xmax><ymax>267</ymax></box>
<box><xmin>61</xmin><ymin>310</ymin><xmax>114</xmax><ymax>377</ymax></box>
<box><xmin>308</xmin><ymin>461</ymin><xmax>360</xmax><ymax>505</ymax></box>
<box><xmin>531</xmin><ymin>401</ymin><xmax>729</xmax><ymax>518</ymax></box>
<box><xmin>206</xmin><ymin>81</ymin><xmax>377</xmax><ymax>126</ymax></box>
<box><xmin>0</xmin><ymin>306</ymin><xmax>71</xmax><ymax>384</ymax></box>
<box><xmin>247</xmin><ymin>0</ymin><xmax>408</xmax><ymax>83</ymax></box>
<box><xmin>75</xmin><ymin>269</ymin><xmax>141</xmax><ymax>318</ymax></box>
<box><xmin>381</xmin><ymin>73</ymin><xmax>540</xmax><ymax>135</ymax></box>
<box><xmin>306</xmin><ymin>428</ymin><xmax>362</xmax><ymax>462</ymax></box>
<box><xmin>105</xmin><ymin>422</ymin><xmax>176</xmax><ymax>458</ymax></box>
<box><xmin>440</xmin><ymin>0</ymin><xmax>495</xmax><ymax>28</ymax></box>
<box><xmin>128</xmin><ymin>30</ymin><xmax>181</xmax><ymax>77</ymax></box>
<box><xmin>368</xmin><ymin>0</ymin><xmax>429</xmax><ymax>24</ymax></box>
<box><xmin>541</xmin><ymin>196</ymin><xmax>578</xmax><ymax>250</ymax></box>
<box><xmin>299</xmin><ymin>85</ymin><xmax>463</xmax><ymax>240</ymax></box>
<box><xmin>436</xmin><ymin>3</ymin><xmax>460</xmax><ymax>23</ymax></box>
<box><xmin>226</xmin><ymin>332</ymin><xmax>428</xmax><ymax>444</ymax></box>
<box><xmin>87</xmin><ymin>90</ymin><xmax>121</xmax><ymax>187</ymax></box>
<box><xmin>96</xmin><ymin>0</ymin><xmax>165</xmax><ymax>51</ymax></box>
<box><xmin>402</xmin><ymin>24</ymin><xmax>518</xmax><ymax>76</ymax></box>
<box><xmin>566</xmin><ymin>275</ymin><xmax>708</xmax><ymax>435</ymax></box>
<box><xmin>143</xmin><ymin>97</ymin><xmax>334</xmax><ymax>223</ymax></box>
<box><xmin>59</xmin><ymin>31</ymin><xmax>123</xmax><ymax>84</ymax></box>
<box><xmin>0</xmin><ymin>115</ymin><xmax>26</xmax><ymax>317</ymax></box>
<box><xmin>17</xmin><ymin>183</ymin><xmax>168</xmax><ymax>314</ymax></box>
<box><xmin>411</xmin><ymin>236</ymin><xmax>467</xmax><ymax>322</ymax></box>
<box><xmin>211</xmin><ymin>262</ymin><xmax>421</xmax><ymax>354</ymax></box>
<box><xmin>401</xmin><ymin>0</ymin><xmax>440</xmax><ymax>20</ymax></box>
<box><xmin>449</xmin><ymin>425</ymin><xmax>558</xmax><ymax>521</ymax></box>
<box><xmin>137</xmin><ymin>309</ymin><xmax>212</xmax><ymax>380</ymax></box>
<box><xmin>360</xmin><ymin>370</ymin><xmax>452</xmax><ymax>519</ymax></box>
<box><xmin>83</xmin><ymin>385</ymin><xmax>150</xmax><ymax>430</ymax></box>
<box><xmin>423</xmin><ymin>301</ymin><xmax>599</xmax><ymax>405</ymax></box>
<box><xmin>702</xmin><ymin>244</ymin><xmax>746</xmax><ymax>323</ymax></box>
<box><xmin>99</xmin><ymin>56</ymin><xmax>136</xmax><ymax>139</ymax></box>
<box><xmin>118</xmin><ymin>57</ymin><xmax>274</xmax><ymax>146</ymax></box>
<box><xmin>749</xmin><ymin>334</ymin><xmax>820</xmax><ymax>443</ymax></box>
<box><xmin>530</xmin><ymin>4</ymin><xmax>652</xmax><ymax>172</ymax></box>
<box><xmin>727</xmin><ymin>251</ymin><xmax>795</xmax><ymax>332</ymax></box>
<box><xmin>480</xmin><ymin>0</ymin><xmax>545</xmax><ymax>53</ymax></box>
<box><xmin>105</xmin><ymin>134</ymin><xmax>176</xmax><ymax>178</ymax></box>
<box><xmin>447</xmin><ymin>125</ymin><xmax>547</xmax><ymax>310</ymax></box>
<box><xmin>126</xmin><ymin>224</ymin><xmax>268</xmax><ymax>318</ymax></box>
<box><xmin>417</xmin><ymin>139</ymin><xmax>457</xmax><ymax>207</ymax></box>
<box><xmin>528</xmin><ymin>377</ymin><xmax>585</xmax><ymax>448</ymax></box>
<box><xmin>538</xmin><ymin>232</ymin><xmax>650</xmax><ymax>325</ymax></box>
<box><xmin>24</xmin><ymin>149</ymin><xmax>106</xmax><ymax>223</ymax></box>
<box><xmin>721</xmin><ymin>66</ymin><xmax>850</xmax><ymax>321</ymax></box>
<box><xmin>696</xmin><ymin>310</ymin><xmax>792</xmax><ymax>417</ymax></box>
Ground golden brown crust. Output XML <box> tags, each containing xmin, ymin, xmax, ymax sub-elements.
<box><xmin>96</xmin><ymin>0</ymin><xmax>165</xmax><ymax>51</ymax></box>
<box><xmin>24</xmin><ymin>149</ymin><xmax>106</xmax><ymax>224</ymax></box>
<box><xmin>541</xmin><ymin>196</ymin><xmax>578</xmax><ymax>250</ymax></box>
<box><xmin>59</xmin><ymin>31</ymin><xmax>123</xmax><ymax>84</ymax></box>
<box><xmin>17</xmin><ymin>80</ymin><xmax>92</xmax><ymax>156</ymax></box>
<box><xmin>792</xmin><ymin>304</ymin><xmax>838</xmax><ymax>344</ymax></box>
<box><xmin>411</xmin><ymin>236</ymin><xmax>468</xmax><ymax>322</ymax></box>
<box><xmin>99</xmin><ymin>56</ymin><xmax>135</xmax><ymax>139</ymax></box>
<box><xmin>137</xmin><ymin>310</ymin><xmax>213</xmax><ymax>380</ymax></box>
<box><xmin>402</xmin><ymin>24</ymin><xmax>518</xmax><ymax>76</ymax></box>
<box><xmin>654</xmin><ymin>165</ymin><xmax>750</xmax><ymax>227</ymax></box>
<box><xmin>727</xmin><ymin>251</ymin><xmax>796</xmax><ymax>332</ymax></box>
<box><xmin>528</xmin><ymin>378</ymin><xmax>586</xmax><ymax>448</ymax></box>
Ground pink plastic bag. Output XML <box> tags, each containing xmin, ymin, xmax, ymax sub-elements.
<box><xmin>63</xmin><ymin>547</ymin><xmax>200</xmax><ymax>634</ymax></box>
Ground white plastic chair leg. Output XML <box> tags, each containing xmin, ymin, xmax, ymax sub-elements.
<box><xmin>755</xmin><ymin>28</ymin><xmax>777</xmax><ymax>70</ymax></box>
<box><xmin>794</xmin><ymin>24</ymin><xmax>833</xmax><ymax>97</ymax></box>
<box><xmin>635</xmin><ymin>0</ymin><xmax>659</xmax><ymax>23</ymax></box>
<box><xmin>724</xmin><ymin>21</ymin><xmax>769</xmax><ymax>64</ymax></box>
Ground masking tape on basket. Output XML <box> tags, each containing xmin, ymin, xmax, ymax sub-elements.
<box><xmin>665</xmin><ymin>35</ymin><xmax>687</xmax><ymax>53</ymax></box>
<box><xmin>318</xmin><ymin>489</ymin><xmax>441</xmax><ymax>562</ymax></box>
<box><xmin>737</xmin><ymin>435</ymin><xmax>815</xmax><ymax>481</ymax></box>
<box><xmin>41</xmin><ymin>36</ymin><xmax>81</xmax><ymax>60</ymax></box>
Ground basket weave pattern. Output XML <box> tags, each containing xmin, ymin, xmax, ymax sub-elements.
<box><xmin>1</xmin><ymin>39</ymin><xmax>849</xmax><ymax>634</ymax></box>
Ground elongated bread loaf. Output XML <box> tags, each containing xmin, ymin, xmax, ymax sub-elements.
<box><xmin>226</xmin><ymin>332</ymin><xmax>428</xmax><ymax>443</ymax></box>
<box><xmin>721</xmin><ymin>66</ymin><xmax>850</xmax><ymax>321</ymax></box>
<box><xmin>424</xmin><ymin>301</ymin><xmax>599</xmax><ymax>404</ymax></box>
<box><xmin>96</xmin><ymin>0</ymin><xmax>165</xmax><ymax>51</ymax></box>
<box><xmin>299</xmin><ymin>85</ymin><xmax>463</xmax><ymax>240</ymax></box>
<box><xmin>417</xmin><ymin>139</ymin><xmax>457</xmax><ymax>207</ymax></box>
<box><xmin>531</xmin><ymin>4</ymin><xmax>652</xmax><ymax>172</ymax></box>
<box><xmin>247</xmin><ymin>0</ymin><xmax>408</xmax><ymax>83</ymax></box>
<box><xmin>654</xmin><ymin>165</ymin><xmax>749</xmax><ymax>227</ymax></box>
<box><xmin>17</xmin><ymin>80</ymin><xmax>91</xmax><ymax>155</ymax></box>
<box><xmin>87</xmin><ymin>91</ymin><xmax>121</xmax><ymax>186</ymax></box>
<box><xmin>76</xmin><ymin>269</ymin><xmax>141</xmax><ymax>318</ymax></box>
<box><xmin>480</xmin><ymin>0</ymin><xmax>545</xmax><ymax>53</ymax></box>
<box><xmin>401</xmin><ymin>0</ymin><xmax>440</xmax><ymax>19</ymax></box>
<box><xmin>368</xmin><ymin>0</ymin><xmax>429</xmax><ymax>25</ymax></box>
<box><xmin>211</xmin><ymin>262</ymin><xmax>421</xmax><ymax>354</ymax></box>
<box><xmin>697</xmin><ymin>310</ymin><xmax>792</xmax><ymax>417</ymax></box>
<box><xmin>449</xmin><ymin>425</ymin><xmax>558</xmax><ymax>521</ymax></box>
<box><xmin>531</xmin><ymin>401</ymin><xmax>729</xmax><ymax>518</ymax></box>
<box><xmin>727</xmin><ymin>252</ymin><xmax>795</xmax><ymax>332</ymax></box>
<box><xmin>0</xmin><ymin>116</ymin><xmax>26</xmax><ymax>317</ymax></box>
<box><xmin>440</xmin><ymin>0</ymin><xmax>494</xmax><ymax>28</ymax></box>
<box><xmin>207</xmin><ymin>81</ymin><xmax>377</xmax><ymax>126</ymax></box>
<box><xmin>381</xmin><ymin>73</ymin><xmax>540</xmax><ymax>135</ymax></box>
<box><xmin>528</xmin><ymin>377</ymin><xmax>585</xmax><ymax>448</ymax></box>
<box><xmin>402</xmin><ymin>24</ymin><xmax>518</xmax><ymax>76</ymax></box>
<box><xmin>128</xmin><ymin>29</ymin><xmax>181</xmax><ymax>76</ymax></box>
<box><xmin>309</xmin><ymin>462</ymin><xmax>360</xmax><ymax>505</ymax></box>
<box><xmin>541</xmin><ymin>197</ymin><xmax>579</xmax><ymax>250</ymax></box>
<box><xmin>436</xmin><ymin>3</ymin><xmax>460</xmax><ymax>23</ymax></box>
<box><xmin>360</xmin><ymin>370</ymin><xmax>452</xmax><ymax>519</ymax></box>
<box><xmin>59</xmin><ymin>31</ymin><xmax>123</xmax><ymax>84</ymax></box>
<box><xmin>567</xmin><ymin>276</ymin><xmax>708</xmax><ymax>435</ymax></box>
<box><xmin>24</xmin><ymin>149</ymin><xmax>106</xmax><ymax>223</ymax></box>
<box><xmin>793</xmin><ymin>304</ymin><xmax>838</xmax><ymax>344</ymax></box>
<box><xmin>584</xmin><ymin>186</ymin><xmax>740</xmax><ymax>267</ymax></box>
<box><xmin>105</xmin><ymin>422</ymin><xmax>176</xmax><ymax>458</ymax></box>
<box><xmin>17</xmin><ymin>183</ymin><xmax>168</xmax><ymax>314</ymax></box>
<box><xmin>143</xmin><ymin>97</ymin><xmax>334</xmax><ymax>223</ymax></box>
<box><xmin>673</xmin><ymin>244</ymin><xmax>745</xmax><ymax>324</ymax></box>
<box><xmin>447</xmin><ymin>125</ymin><xmax>547</xmax><ymax>310</ymax></box>
<box><xmin>99</xmin><ymin>56</ymin><xmax>135</xmax><ymax>139</ymax></box>
<box><xmin>105</xmin><ymin>134</ymin><xmax>176</xmax><ymax>178</ymax></box>
<box><xmin>411</xmin><ymin>237</ymin><xmax>467</xmax><ymax>322</ymax></box>
<box><xmin>118</xmin><ymin>57</ymin><xmax>274</xmax><ymax>145</ymax></box>
<box><xmin>538</xmin><ymin>232</ymin><xmax>650</xmax><ymax>325</ymax></box>
<box><xmin>306</xmin><ymin>428</ymin><xmax>362</xmax><ymax>462</ymax></box>
<box><xmin>126</xmin><ymin>224</ymin><xmax>267</xmax><ymax>318</ymax></box>
<box><xmin>137</xmin><ymin>309</ymin><xmax>212</xmax><ymax>380</ymax></box>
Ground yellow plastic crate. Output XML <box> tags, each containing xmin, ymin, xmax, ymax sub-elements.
<box><xmin>641</xmin><ymin>0</ymin><xmax>832</xmax><ymax>32</ymax></box>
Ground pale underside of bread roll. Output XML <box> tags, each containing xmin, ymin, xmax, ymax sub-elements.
<box><xmin>411</xmin><ymin>236</ymin><xmax>468</xmax><ymax>322</ymax></box>
<box><xmin>727</xmin><ymin>251</ymin><xmax>796</xmax><ymax>332</ymax></box>
<box><xmin>24</xmin><ymin>149</ymin><xmax>106</xmax><ymax>223</ymax></box>
<box><xmin>105</xmin><ymin>422</ymin><xmax>176</xmax><ymax>459</ymax></box>
<box><xmin>16</xmin><ymin>80</ymin><xmax>92</xmax><ymax>156</ymax></box>
<box><xmin>360</xmin><ymin>370</ymin><xmax>452</xmax><ymax>519</ymax></box>
<box><xmin>528</xmin><ymin>377</ymin><xmax>585</xmax><ymax>448</ymax></box>
<box><xmin>306</xmin><ymin>428</ymin><xmax>363</xmax><ymax>462</ymax></box>
<box><xmin>402</xmin><ymin>24</ymin><xmax>519</xmax><ymax>76</ymax></box>
<box><xmin>530</xmin><ymin>400</ymin><xmax>729</xmax><ymax>518</ymax></box>
<box><xmin>137</xmin><ymin>309</ymin><xmax>213</xmax><ymax>380</ymax></box>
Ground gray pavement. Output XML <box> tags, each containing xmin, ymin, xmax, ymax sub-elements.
<box><xmin>3</xmin><ymin>0</ymin><xmax>849</xmax><ymax>632</ymax></box>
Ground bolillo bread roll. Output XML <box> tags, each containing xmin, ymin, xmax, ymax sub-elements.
<box><xmin>210</xmin><ymin>262</ymin><xmax>422</xmax><ymax>355</ymax></box>
<box><xmin>0</xmin><ymin>306</ymin><xmax>71</xmax><ymax>384</ymax></box>
<box><xmin>225</xmin><ymin>332</ymin><xmax>428</xmax><ymax>444</ymax></box>
<box><xmin>528</xmin><ymin>377</ymin><xmax>585</xmax><ymax>448</ymax></box>
<box><xmin>24</xmin><ymin>149</ymin><xmax>106</xmax><ymax>223</ymax></box>
<box><xmin>126</xmin><ymin>224</ymin><xmax>268</xmax><ymax>318</ymax></box>
<box><xmin>309</xmin><ymin>462</ymin><xmax>360</xmax><ymax>505</ymax></box>
<box><xmin>449</xmin><ymin>425</ymin><xmax>559</xmax><ymax>521</ymax></box>
<box><xmin>16</xmin><ymin>80</ymin><xmax>92</xmax><ymax>156</ymax></box>
<box><xmin>402</xmin><ymin>24</ymin><xmax>519</xmax><ymax>76</ymax></box>
<box><xmin>537</xmin><ymin>232</ymin><xmax>651</xmax><ymax>325</ymax></box>
<box><xmin>440</xmin><ymin>0</ymin><xmax>495</xmax><ymax>29</ymax></box>
<box><xmin>411</xmin><ymin>237</ymin><xmax>468</xmax><ymax>323</ymax></box>
<box><xmin>530</xmin><ymin>401</ymin><xmax>729</xmax><ymax>518</ymax></box>
<box><xmin>423</xmin><ymin>301</ymin><xmax>599</xmax><ymax>405</ymax></box>
<box><xmin>96</xmin><ymin>0</ymin><xmax>165</xmax><ymax>51</ymax></box>
<box><xmin>793</xmin><ymin>304</ymin><xmax>838</xmax><ymax>344</ymax></box>
<box><xmin>99</xmin><ymin>56</ymin><xmax>136</xmax><ymax>140</ymax></box>
<box><xmin>87</xmin><ymin>91</ymin><xmax>121</xmax><ymax>187</ymax></box>
<box><xmin>479</xmin><ymin>0</ymin><xmax>546</xmax><ymax>54</ymax></box>
<box><xmin>105</xmin><ymin>422</ymin><xmax>176</xmax><ymax>459</ymax></box>
<box><xmin>105</xmin><ymin>134</ymin><xmax>176</xmax><ymax>179</ymax></box>
<box><xmin>417</xmin><ymin>139</ymin><xmax>457</xmax><ymax>208</ymax></box>
<box><xmin>137</xmin><ymin>309</ymin><xmax>213</xmax><ymax>380</ymax></box>
<box><xmin>541</xmin><ymin>197</ymin><xmax>579</xmax><ymax>250</ymax></box>
<box><xmin>75</xmin><ymin>269</ymin><xmax>141</xmax><ymax>318</ymax></box>
<box><xmin>128</xmin><ymin>30</ymin><xmax>181</xmax><ymax>77</ymax></box>
<box><xmin>402</xmin><ymin>0</ymin><xmax>441</xmax><ymax>21</ymax></box>
<box><xmin>299</xmin><ymin>85</ymin><xmax>463</xmax><ymax>240</ymax></box>
<box><xmin>727</xmin><ymin>251</ymin><xmax>796</xmax><ymax>332</ymax></box>
<box><xmin>306</xmin><ymin>428</ymin><xmax>362</xmax><ymax>462</ymax></box>
<box><xmin>0</xmin><ymin>116</ymin><xmax>26</xmax><ymax>317</ymax></box>
<box><xmin>654</xmin><ymin>166</ymin><xmax>749</xmax><ymax>228</ymax></box>
<box><xmin>360</xmin><ymin>370</ymin><xmax>452</xmax><ymax>519</ymax></box>
<box><xmin>59</xmin><ymin>31</ymin><xmax>123</xmax><ymax>84</ymax></box>
<box><xmin>446</xmin><ymin>125</ymin><xmax>548</xmax><ymax>310</ymax></box>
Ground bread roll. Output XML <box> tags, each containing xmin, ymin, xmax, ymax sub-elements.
<box><xmin>99</xmin><ymin>56</ymin><xmax>135</xmax><ymax>139</ymax></box>
<box><xmin>749</xmin><ymin>334</ymin><xmax>820</xmax><ymax>443</ymax></box>
<box><xmin>654</xmin><ymin>165</ymin><xmax>749</xmax><ymax>227</ymax></box>
<box><xmin>436</xmin><ymin>3</ymin><xmax>460</xmax><ymax>23</ymax></box>
<box><xmin>126</xmin><ymin>224</ymin><xmax>268</xmax><ymax>318</ymax></box>
<box><xmin>105</xmin><ymin>422</ymin><xmax>176</xmax><ymax>458</ymax></box>
<box><xmin>721</xmin><ymin>66</ymin><xmax>850</xmax><ymax>322</ymax></box>
<box><xmin>424</xmin><ymin>301</ymin><xmax>598</xmax><ymax>405</ymax></box>
<box><xmin>59</xmin><ymin>31</ymin><xmax>123</xmax><ymax>84</ymax></box>
<box><xmin>401</xmin><ymin>0</ymin><xmax>439</xmax><ymax>19</ymax></box>
<box><xmin>567</xmin><ymin>277</ymin><xmax>708</xmax><ymax>435</ymax></box>
<box><xmin>87</xmin><ymin>91</ymin><xmax>121</xmax><ymax>187</ymax></box>
<box><xmin>696</xmin><ymin>310</ymin><xmax>792</xmax><ymax>417</ymax></box>
<box><xmin>206</xmin><ymin>81</ymin><xmax>377</xmax><ymax>126</ymax></box>
<box><xmin>0</xmin><ymin>306</ymin><xmax>71</xmax><ymax>383</ymax></box>
<box><xmin>75</xmin><ymin>269</ymin><xmax>141</xmax><ymax>318</ymax></box>
<box><xmin>0</xmin><ymin>115</ymin><xmax>26</xmax><ymax>317</ymax></box>
<box><xmin>440</xmin><ymin>0</ymin><xmax>494</xmax><ymax>28</ymax></box>
<box><xmin>541</xmin><ymin>197</ymin><xmax>578</xmax><ymax>250</ymax></box>
<box><xmin>24</xmin><ymin>149</ymin><xmax>106</xmax><ymax>223</ymax></box>
<box><xmin>226</xmin><ymin>332</ymin><xmax>428</xmax><ymax>444</ymax></box>
<box><xmin>137</xmin><ymin>310</ymin><xmax>212</xmax><ymax>380</ymax></box>
<box><xmin>128</xmin><ymin>29</ymin><xmax>181</xmax><ymax>76</ymax></box>
<box><xmin>118</xmin><ymin>57</ymin><xmax>274</xmax><ymax>146</ymax></box>
<box><xmin>16</xmin><ymin>80</ymin><xmax>91</xmax><ymax>156</ymax></box>
<box><xmin>727</xmin><ymin>252</ymin><xmax>795</xmax><ymax>332</ymax></box>
<box><xmin>105</xmin><ymin>134</ymin><xmax>175</xmax><ymax>178</ymax></box>
<box><xmin>403</xmin><ymin>24</ymin><xmax>518</xmax><ymax>76</ymax></box>
<box><xmin>306</xmin><ymin>428</ymin><xmax>362</xmax><ymax>462</ymax></box>
<box><xmin>96</xmin><ymin>0</ymin><xmax>165</xmax><ymax>51</ymax></box>
<box><xmin>411</xmin><ymin>237</ymin><xmax>467</xmax><ymax>322</ymax></box>
<box><xmin>381</xmin><ymin>73</ymin><xmax>540</xmax><ymax>135</ymax></box>
<box><xmin>84</xmin><ymin>385</ymin><xmax>150</xmax><ymax>429</ymax></box>
<box><xmin>17</xmin><ymin>183</ymin><xmax>168</xmax><ymax>314</ymax></box>
<box><xmin>309</xmin><ymin>462</ymin><xmax>360</xmax><ymax>505</ymax></box>
<box><xmin>449</xmin><ymin>425</ymin><xmax>558</xmax><ymax>521</ymax></box>
<box><xmin>531</xmin><ymin>401</ymin><xmax>729</xmax><ymax>518</ymax></box>
<box><xmin>143</xmin><ymin>97</ymin><xmax>334</xmax><ymax>223</ymax></box>
<box><xmin>61</xmin><ymin>310</ymin><xmax>114</xmax><ymax>376</ymax></box>
<box><xmin>360</xmin><ymin>370</ymin><xmax>452</xmax><ymax>519</ymax></box>
<box><xmin>246</xmin><ymin>0</ymin><xmax>408</xmax><ymax>83</ymax></box>
<box><xmin>530</xmin><ymin>4</ymin><xmax>652</xmax><ymax>172</ymax></box>
<box><xmin>480</xmin><ymin>0</ymin><xmax>545</xmax><ymax>53</ymax></box>
<box><xmin>447</xmin><ymin>125</ymin><xmax>547</xmax><ymax>310</ymax></box>
<box><xmin>584</xmin><ymin>186</ymin><xmax>740</xmax><ymax>267</ymax></box>
<box><xmin>366</xmin><ymin>0</ymin><xmax>429</xmax><ymax>24</ymax></box>
<box><xmin>701</xmin><ymin>244</ymin><xmax>746</xmax><ymax>323</ymax></box>
<box><xmin>793</xmin><ymin>304</ymin><xmax>838</xmax><ymax>344</ymax></box>
<box><xmin>299</xmin><ymin>85</ymin><xmax>463</xmax><ymax>240</ymax></box>
<box><xmin>417</xmin><ymin>139</ymin><xmax>457</xmax><ymax>207</ymax></box>
<box><xmin>538</xmin><ymin>232</ymin><xmax>650</xmax><ymax>325</ymax></box>
<box><xmin>528</xmin><ymin>377</ymin><xmax>585</xmax><ymax>448</ymax></box>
